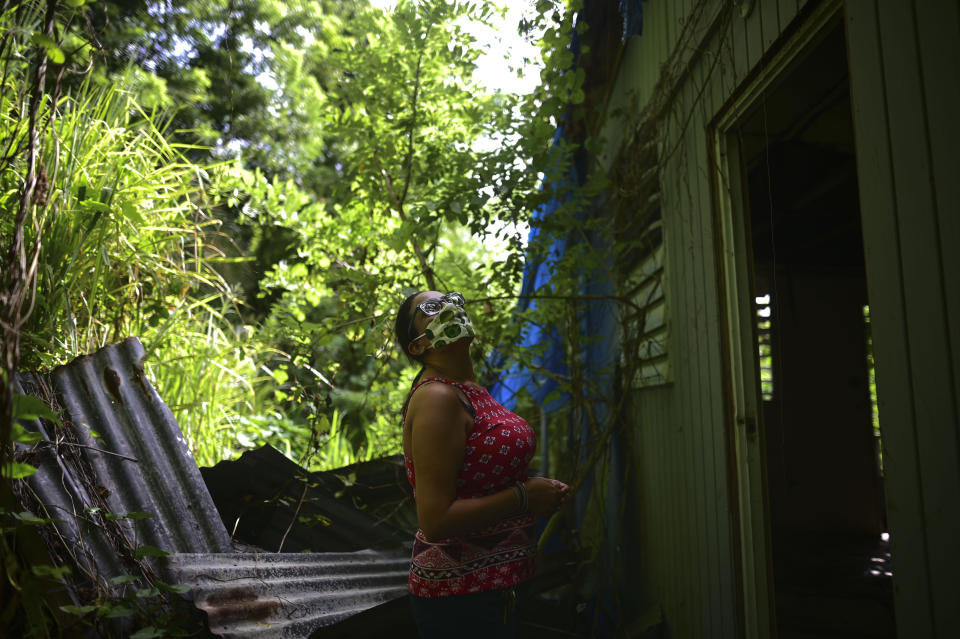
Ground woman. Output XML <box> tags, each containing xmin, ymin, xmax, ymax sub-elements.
<box><xmin>395</xmin><ymin>290</ymin><xmax>569</xmax><ymax>638</ymax></box>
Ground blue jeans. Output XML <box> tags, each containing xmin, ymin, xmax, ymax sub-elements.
<box><xmin>409</xmin><ymin>587</ymin><xmax>522</xmax><ymax>639</ymax></box>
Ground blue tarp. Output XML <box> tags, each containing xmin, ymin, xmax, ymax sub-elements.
<box><xmin>486</xmin><ymin>2</ymin><xmax>643</xmax><ymax>636</ymax></box>
<box><xmin>485</xmin><ymin>123</ymin><xmax>579</xmax><ymax>414</ymax></box>
<box><xmin>620</xmin><ymin>0</ymin><xmax>643</xmax><ymax>42</ymax></box>
<box><xmin>488</xmin><ymin>0</ymin><xmax>643</xmax><ymax>413</ymax></box>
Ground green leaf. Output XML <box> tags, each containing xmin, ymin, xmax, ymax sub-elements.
<box><xmin>32</xmin><ymin>564</ymin><xmax>72</xmax><ymax>579</ymax></box>
<box><xmin>12</xmin><ymin>511</ymin><xmax>53</xmax><ymax>525</ymax></box>
<box><xmin>60</xmin><ymin>604</ymin><xmax>97</xmax><ymax>616</ymax></box>
<box><xmin>271</xmin><ymin>368</ymin><xmax>289</xmax><ymax>385</ymax></box>
<box><xmin>130</xmin><ymin>627</ymin><xmax>165</xmax><ymax>638</ymax></box>
<box><xmin>124</xmin><ymin>511</ymin><xmax>155</xmax><ymax>521</ymax></box>
<box><xmin>45</xmin><ymin>47</ymin><xmax>65</xmax><ymax>64</ymax></box>
<box><xmin>134</xmin><ymin>545</ymin><xmax>170</xmax><ymax>560</ymax></box>
<box><xmin>11</xmin><ymin>422</ymin><xmax>42</xmax><ymax>445</ymax></box>
<box><xmin>79</xmin><ymin>199</ymin><xmax>111</xmax><ymax>214</ymax></box>
<box><xmin>105</xmin><ymin>511</ymin><xmax>154</xmax><ymax>521</ymax></box>
<box><xmin>121</xmin><ymin>201</ymin><xmax>145</xmax><ymax>224</ymax></box>
<box><xmin>104</xmin><ymin>604</ymin><xmax>136</xmax><ymax>619</ymax></box>
<box><xmin>30</xmin><ymin>33</ymin><xmax>56</xmax><ymax>49</ymax></box>
<box><xmin>64</xmin><ymin>0</ymin><xmax>86</xmax><ymax>7</ymax></box>
<box><xmin>2</xmin><ymin>463</ymin><xmax>37</xmax><ymax>480</ymax></box>
<box><xmin>109</xmin><ymin>575</ymin><xmax>139</xmax><ymax>585</ymax></box>
<box><xmin>135</xmin><ymin>587</ymin><xmax>161</xmax><ymax>598</ymax></box>
<box><xmin>157</xmin><ymin>581</ymin><xmax>191</xmax><ymax>594</ymax></box>
<box><xmin>12</xmin><ymin>394</ymin><xmax>61</xmax><ymax>425</ymax></box>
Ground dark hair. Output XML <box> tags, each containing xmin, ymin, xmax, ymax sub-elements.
<box><xmin>395</xmin><ymin>291</ymin><xmax>425</xmax><ymax>364</ymax></box>
<box><xmin>396</xmin><ymin>291</ymin><xmax>427</xmax><ymax>416</ymax></box>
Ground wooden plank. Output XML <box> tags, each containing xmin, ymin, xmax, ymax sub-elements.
<box><xmin>685</xmin><ymin>74</ymin><xmax>715</xmax><ymax>639</ymax></box>
<box><xmin>693</xmin><ymin>52</ymin><xmax>737</xmax><ymax>637</ymax></box>
<box><xmin>679</xmin><ymin>0</ymin><xmax>695</xmax><ymax>61</ymax></box>
<box><xmin>745</xmin><ymin>0</ymin><xmax>765</xmax><ymax>71</ymax></box>
<box><xmin>761</xmin><ymin>0</ymin><xmax>780</xmax><ymax>52</ymax></box>
<box><xmin>663</xmin><ymin>108</ymin><xmax>692</xmax><ymax>639</ymax></box>
<box><xmin>653</xmin><ymin>390</ymin><xmax>671</xmax><ymax>610</ymax></box>
<box><xmin>681</xmin><ymin>74</ymin><xmax>716</xmax><ymax>639</ymax></box>
<box><xmin>665</xmin><ymin>0</ymin><xmax>674</xmax><ymax>63</ymax></box>
<box><xmin>844</xmin><ymin>2</ymin><xmax>934</xmax><ymax>636</ymax></box>
<box><xmin>705</xmin><ymin>23</ymin><xmax>745</xmax><ymax>639</ymax></box>
<box><xmin>674</xmin><ymin>76</ymin><xmax>713</xmax><ymax>638</ymax></box>
<box><xmin>727</xmin><ymin>2</ymin><xmax>752</xmax><ymax>92</ymax></box>
<box><xmin>876</xmin><ymin>3</ymin><xmax>960</xmax><ymax>636</ymax></box>
<box><xmin>688</xmin><ymin>83</ymin><xmax>721</xmax><ymax>638</ymax></box>
<box><xmin>639</xmin><ymin>3</ymin><xmax>657</xmax><ymax>114</ymax></box>
<box><xmin>776</xmin><ymin>0</ymin><xmax>794</xmax><ymax>35</ymax></box>
<box><xmin>696</xmin><ymin>50</ymin><xmax>736</xmax><ymax>637</ymax></box>
<box><xmin>647</xmin><ymin>19</ymin><xmax>660</xmax><ymax>108</ymax></box>
<box><xmin>654</xmin><ymin>0</ymin><xmax>667</xmax><ymax>84</ymax></box>
<box><xmin>710</xmin><ymin>10</ymin><xmax>734</xmax><ymax>123</ymax></box>
<box><xmin>913</xmin><ymin>0</ymin><xmax>960</xmax><ymax>515</ymax></box>
<box><xmin>662</xmin><ymin>102</ymin><xmax>697</xmax><ymax>637</ymax></box>
<box><xmin>650</xmin><ymin>108</ymin><xmax>674</xmax><ymax>627</ymax></box>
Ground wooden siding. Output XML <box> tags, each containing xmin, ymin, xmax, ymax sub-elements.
<box><xmin>845</xmin><ymin>2</ymin><xmax>960</xmax><ymax>637</ymax></box>
<box><xmin>602</xmin><ymin>0</ymin><xmax>960</xmax><ymax>636</ymax></box>
<box><xmin>604</xmin><ymin>1</ymin><xmax>812</xmax><ymax>637</ymax></box>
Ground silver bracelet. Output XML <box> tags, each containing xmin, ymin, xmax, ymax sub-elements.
<box><xmin>514</xmin><ymin>481</ymin><xmax>528</xmax><ymax>514</ymax></box>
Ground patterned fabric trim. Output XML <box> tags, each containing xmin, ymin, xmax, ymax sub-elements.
<box><xmin>409</xmin><ymin>515</ymin><xmax>537</xmax><ymax>598</ymax></box>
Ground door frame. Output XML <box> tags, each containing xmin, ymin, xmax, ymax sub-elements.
<box><xmin>710</xmin><ymin>1</ymin><xmax>844</xmax><ymax>637</ymax></box>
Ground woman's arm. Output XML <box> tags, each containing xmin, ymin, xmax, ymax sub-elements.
<box><xmin>407</xmin><ymin>383</ymin><xmax>568</xmax><ymax>541</ymax></box>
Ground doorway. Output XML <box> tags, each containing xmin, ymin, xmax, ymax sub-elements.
<box><xmin>733</xmin><ymin>18</ymin><xmax>895</xmax><ymax>639</ymax></box>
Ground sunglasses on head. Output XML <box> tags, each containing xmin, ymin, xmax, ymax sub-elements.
<box><xmin>407</xmin><ymin>292</ymin><xmax>465</xmax><ymax>337</ymax></box>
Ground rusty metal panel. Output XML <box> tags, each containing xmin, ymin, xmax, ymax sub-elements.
<box><xmin>10</xmin><ymin>338</ymin><xmax>419</xmax><ymax>637</ymax></box>
<box><xmin>167</xmin><ymin>550</ymin><xmax>411</xmax><ymax>638</ymax></box>
<box><xmin>13</xmin><ymin>337</ymin><xmax>233</xmax><ymax>584</ymax></box>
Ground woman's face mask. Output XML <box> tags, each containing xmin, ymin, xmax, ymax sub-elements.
<box><xmin>419</xmin><ymin>301</ymin><xmax>476</xmax><ymax>350</ymax></box>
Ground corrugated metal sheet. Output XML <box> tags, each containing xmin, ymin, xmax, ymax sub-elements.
<box><xmin>167</xmin><ymin>550</ymin><xmax>411</xmax><ymax>639</ymax></box>
<box><xmin>11</xmin><ymin>337</ymin><xmax>415</xmax><ymax>637</ymax></box>
<box><xmin>201</xmin><ymin>445</ymin><xmax>415</xmax><ymax>553</ymax></box>
<box><xmin>13</xmin><ymin>336</ymin><xmax>232</xmax><ymax>585</ymax></box>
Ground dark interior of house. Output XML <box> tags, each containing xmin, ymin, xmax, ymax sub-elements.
<box><xmin>738</xmin><ymin>20</ymin><xmax>896</xmax><ymax>639</ymax></box>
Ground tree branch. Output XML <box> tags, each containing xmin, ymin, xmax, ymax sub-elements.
<box><xmin>372</xmin><ymin>153</ymin><xmax>437</xmax><ymax>291</ymax></box>
<box><xmin>473</xmin><ymin>293</ymin><xmax>643</xmax><ymax>313</ymax></box>
<box><xmin>400</xmin><ymin>49</ymin><xmax>425</xmax><ymax>206</ymax></box>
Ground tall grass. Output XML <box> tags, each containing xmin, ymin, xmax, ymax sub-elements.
<box><xmin>5</xmin><ymin>74</ymin><xmax>388</xmax><ymax>468</ymax></box>
<box><xmin>3</xmin><ymin>75</ymin><xmax>268</xmax><ymax>464</ymax></box>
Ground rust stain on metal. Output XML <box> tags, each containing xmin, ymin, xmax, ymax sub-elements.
<box><xmin>102</xmin><ymin>365</ymin><xmax>123</xmax><ymax>403</ymax></box>
<box><xmin>199</xmin><ymin>586</ymin><xmax>281</xmax><ymax>622</ymax></box>
<box><xmin>131</xmin><ymin>361</ymin><xmax>151</xmax><ymax>398</ymax></box>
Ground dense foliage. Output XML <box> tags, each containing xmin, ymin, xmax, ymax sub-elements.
<box><xmin>1</xmin><ymin>0</ymin><xmax>585</xmax><ymax>468</ymax></box>
<box><xmin>0</xmin><ymin>0</ymin><xmax>629</xmax><ymax>634</ymax></box>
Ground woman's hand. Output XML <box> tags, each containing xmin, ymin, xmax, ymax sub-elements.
<box><xmin>524</xmin><ymin>477</ymin><xmax>570</xmax><ymax>517</ymax></box>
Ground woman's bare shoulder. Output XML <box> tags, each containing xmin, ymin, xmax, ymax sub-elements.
<box><xmin>408</xmin><ymin>380</ymin><xmax>462</xmax><ymax>409</ymax></box>
<box><xmin>406</xmin><ymin>380</ymin><xmax>471</xmax><ymax>425</ymax></box>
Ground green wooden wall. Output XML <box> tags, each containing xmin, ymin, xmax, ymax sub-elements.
<box><xmin>593</xmin><ymin>0</ymin><xmax>958</xmax><ymax>636</ymax></box>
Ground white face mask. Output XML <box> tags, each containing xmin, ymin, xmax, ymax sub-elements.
<box><xmin>419</xmin><ymin>301</ymin><xmax>476</xmax><ymax>349</ymax></box>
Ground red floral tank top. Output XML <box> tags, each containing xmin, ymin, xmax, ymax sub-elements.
<box><xmin>402</xmin><ymin>377</ymin><xmax>537</xmax><ymax>597</ymax></box>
